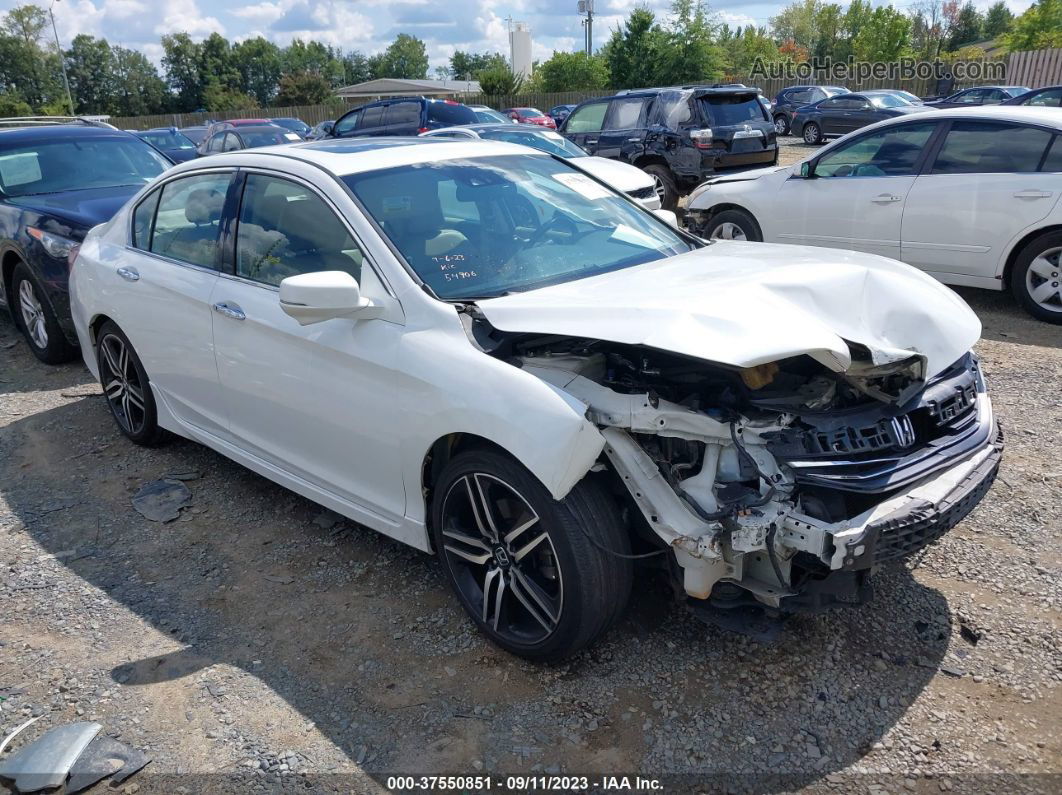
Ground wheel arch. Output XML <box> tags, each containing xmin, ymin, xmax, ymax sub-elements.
<box><xmin>1001</xmin><ymin>224</ymin><xmax>1062</xmax><ymax>288</ymax></box>
<box><xmin>688</xmin><ymin>202</ymin><xmax>763</xmax><ymax>239</ymax></box>
<box><xmin>1</xmin><ymin>248</ymin><xmax>23</xmax><ymax>305</ymax></box>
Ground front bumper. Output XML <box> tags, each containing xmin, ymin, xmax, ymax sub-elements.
<box><xmin>776</xmin><ymin>425</ymin><xmax>1002</xmax><ymax>611</ymax></box>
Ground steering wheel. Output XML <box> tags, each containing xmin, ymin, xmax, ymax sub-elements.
<box><xmin>527</xmin><ymin>212</ymin><xmax>578</xmax><ymax>246</ymax></box>
<box><xmin>853</xmin><ymin>163</ymin><xmax>887</xmax><ymax>177</ymax></box>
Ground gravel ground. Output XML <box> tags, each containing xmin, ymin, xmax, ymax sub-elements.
<box><xmin>1</xmin><ymin>151</ymin><xmax>1060</xmax><ymax>794</ymax></box>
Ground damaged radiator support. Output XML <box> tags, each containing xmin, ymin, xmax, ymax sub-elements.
<box><xmin>521</xmin><ymin>352</ymin><xmax>1001</xmax><ymax>612</ymax></box>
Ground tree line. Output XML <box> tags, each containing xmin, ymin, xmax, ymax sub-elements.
<box><xmin>0</xmin><ymin>0</ymin><xmax>1058</xmax><ymax>118</ymax></box>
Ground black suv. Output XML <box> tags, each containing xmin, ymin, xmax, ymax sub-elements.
<box><xmin>0</xmin><ymin>120</ymin><xmax>172</xmax><ymax>362</ymax></box>
<box><xmin>771</xmin><ymin>85</ymin><xmax>847</xmax><ymax>135</ymax></box>
<box><xmin>559</xmin><ymin>86</ymin><xmax>777</xmax><ymax>210</ymax></box>
<box><xmin>331</xmin><ymin>98</ymin><xmax>478</xmax><ymax>138</ymax></box>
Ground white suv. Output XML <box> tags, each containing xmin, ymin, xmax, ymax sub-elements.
<box><xmin>686</xmin><ymin>106</ymin><xmax>1062</xmax><ymax>323</ymax></box>
<box><xmin>70</xmin><ymin>137</ymin><xmax>1001</xmax><ymax>660</ymax></box>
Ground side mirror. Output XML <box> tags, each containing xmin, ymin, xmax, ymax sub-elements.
<box><xmin>653</xmin><ymin>209</ymin><xmax>679</xmax><ymax>228</ymax></box>
<box><xmin>800</xmin><ymin>161</ymin><xmax>814</xmax><ymax>178</ymax></box>
<box><xmin>279</xmin><ymin>271</ymin><xmax>376</xmax><ymax>326</ymax></box>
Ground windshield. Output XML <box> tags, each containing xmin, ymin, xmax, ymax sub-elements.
<box><xmin>515</xmin><ymin>108</ymin><xmax>542</xmax><ymax>118</ymax></box>
<box><xmin>868</xmin><ymin>94</ymin><xmax>908</xmax><ymax>108</ymax></box>
<box><xmin>0</xmin><ymin>136</ymin><xmax>170</xmax><ymax>197</ymax></box>
<box><xmin>242</xmin><ymin>131</ymin><xmax>288</xmax><ymax>147</ymax></box>
<box><xmin>474</xmin><ymin>108</ymin><xmax>511</xmax><ymax>123</ymax></box>
<box><xmin>272</xmin><ymin>119</ymin><xmax>308</xmax><ymax>133</ymax></box>
<box><xmin>342</xmin><ymin>155</ymin><xmax>692</xmax><ymax>300</ymax></box>
<box><xmin>480</xmin><ymin>129</ymin><xmax>586</xmax><ymax>158</ymax></box>
<box><xmin>139</xmin><ymin>131</ymin><xmax>195</xmax><ymax>149</ymax></box>
<box><xmin>700</xmin><ymin>95</ymin><xmax>767</xmax><ymax>125</ymax></box>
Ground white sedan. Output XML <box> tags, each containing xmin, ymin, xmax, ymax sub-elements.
<box><xmin>70</xmin><ymin>137</ymin><xmax>1001</xmax><ymax>660</ymax></box>
<box><xmin>686</xmin><ymin>106</ymin><xmax>1062</xmax><ymax>323</ymax></box>
<box><xmin>421</xmin><ymin>123</ymin><xmax>662</xmax><ymax>210</ymax></box>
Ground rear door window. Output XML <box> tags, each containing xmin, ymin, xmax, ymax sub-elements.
<box><xmin>565</xmin><ymin>103</ymin><xmax>608</xmax><ymax>133</ymax></box>
<box><xmin>150</xmin><ymin>172</ymin><xmax>232</xmax><ymax>269</ymax></box>
<box><xmin>385</xmin><ymin>102</ymin><xmax>421</xmax><ymax>128</ymax></box>
<box><xmin>427</xmin><ymin>102</ymin><xmax>477</xmax><ymax>126</ymax></box>
<box><xmin>605</xmin><ymin>97</ymin><xmax>648</xmax><ymax>129</ymax></box>
<box><xmin>699</xmin><ymin>94</ymin><xmax>768</xmax><ymax>125</ymax></box>
<box><xmin>1042</xmin><ymin>136</ymin><xmax>1062</xmax><ymax>171</ymax></box>
<box><xmin>931</xmin><ymin>122</ymin><xmax>1053</xmax><ymax>174</ymax></box>
<box><xmin>358</xmin><ymin>105</ymin><xmax>386</xmax><ymax>129</ymax></box>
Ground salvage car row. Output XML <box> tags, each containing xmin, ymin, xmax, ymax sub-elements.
<box><xmin>0</xmin><ymin>110</ymin><xmax>1009</xmax><ymax>661</ymax></box>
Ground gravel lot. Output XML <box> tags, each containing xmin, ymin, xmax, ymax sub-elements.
<box><xmin>1</xmin><ymin>142</ymin><xmax>1060</xmax><ymax>794</ymax></box>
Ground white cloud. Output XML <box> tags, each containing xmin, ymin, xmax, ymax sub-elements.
<box><xmin>153</xmin><ymin>0</ymin><xmax>225</xmax><ymax>37</ymax></box>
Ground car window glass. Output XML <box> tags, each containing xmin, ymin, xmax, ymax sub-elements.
<box><xmin>1028</xmin><ymin>89</ymin><xmax>1062</xmax><ymax>107</ymax></box>
<box><xmin>700</xmin><ymin>95</ymin><xmax>766</xmax><ymax>124</ymax></box>
<box><xmin>932</xmin><ymin>122</ymin><xmax>1053</xmax><ymax>174</ymax></box>
<box><xmin>235</xmin><ymin>174</ymin><xmax>363</xmax><ymax>287</ymax></box>
<box><xmin>955</xmin><ymin>89</ymin><xmax>983</xmax><ymax>104</ymax></box>
<box><xmin>656</xmin><ymin>94</ymin><xmax>692</xmax><ymax>127</ymax></box>
<box><xmin>982</xmin><ymin>89</ymin><xmax>1005</xmax><ymax>103</ymax></box>
<box><xmin>818</xmin><ymin>97</ymin><xmax>842</xmax><ymax>109</ymax></box>
<box><xmin>132</xmin><ymin>188</ymin><xmax>160</xmax><ymax>250</ymax></box>
<box><xmin>0</xmin><ymin>137</ymin><xmax>168</xmax><ymax>197</ymax></box>
<box><xmin>1042</xmin><ymin>136</ymin><xmax>1062</xmax><ymax>171</ymax></box>
<box><xmin>385</xmin><ymin>102</ymin><xmax>421</xmax><ymax>126</ymax></box>
<box><xmin>793</xmin><ymin>89</ymin><xmax>814</xmax><ymax>103</ymax></box>
<box><xmin>333</xmin><ymin>111</ymin><xmax>360</xmax><ymax>135</ymax></box>
<box><xmin>222</xmin><ymin>133</ymin><xmax>242</xmax><ymax>152</ymax></box>
<box><xmin>565</xmin><ymin>103</ymin><xmax>607</xmax><ymax>133</ymax></box>
<box><xmin>358</xmin><ymin>105</ymin><xmax>386</xmax><ymax>129</ymax></box>
<box><xmin>150</xmin><ymin>173</ymin><xmax>231</xmax><ymax>268</ymax></box>
<box><xmin>428</xmin><ymin>102</ymin><xmax>477</xmax><ymax>125</ymax></box>
<box><xmin>816</xmin><ymin>122</ymin><xmax>936</xmax><ymax>178</ymax></box>
<box><xmin>607</xmin><ymin>98</ymin><xmax>646</xmax><ymax>129</ymax></box>
<box><xmin>207</xmin><ymin>132</ymin><xmax>226</xmax><ymax>152</ymax></box>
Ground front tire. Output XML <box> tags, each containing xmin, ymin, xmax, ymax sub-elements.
<box><xmin>431</xmin><ymin>449</ymin><xmax>633</xmax><ymax>661</ymax></box>
<box><xmin>773</xmin><ymin>114</ymin><xmax>790</xmax><ymax>136</ymax></box>
<box><xmin>96</xmin><ymin>321</ymin><xmax>166</xmax><ymax>445</ymax></box>
<box><xmin>802</xmin><ymin>122</ymin><xmax>823</xmax><ymax>145</ymax></box>
<box><xmin>1012</xmin><ymin>230</ymin><xmax>1062</xmax><ymax>324</ymax></box>
<box><xmin>11</xmin><ymin>263</ymin><xmax>77</xmax><ymax>364</ymax></box>
<box><xmin>642</xmin><ymin>164</ymin><xmax>680</xmax><ymax>212</ymax></box>
<box><xmin>707</xmin><ymin>209</ymin><xmax>761</xmax><ymax>242</ymax></box>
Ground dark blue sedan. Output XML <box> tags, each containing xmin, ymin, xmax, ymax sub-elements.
<box><xmin>793</xmin><ymin>90</ymin><xmax>935</xmax><ymax>144</ymax></box>
<box><xmin>135</xmin><ymin>127</ymin><xmax>199</xmax><ymax>163</ymax></box>
<box><xmin>0</xmin><ymin>122</ymin><xmax>171</xmax><ymax>362</ymax></box>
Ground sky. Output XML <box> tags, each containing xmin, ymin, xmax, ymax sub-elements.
<box><xmin>2</xmin><ymin>0</ymin><xmax>1036</xmax><ymax>75</ymax></box>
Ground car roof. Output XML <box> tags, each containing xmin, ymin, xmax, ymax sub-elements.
<box><xmin>163</xmin><ymin>137</ymin><xmax>543</xmax><ymax>178</ymax></box>
<box><xmin>0</xmin><ymin>124</ymin><xmax>134</xmax><ymax>143</ymax></box>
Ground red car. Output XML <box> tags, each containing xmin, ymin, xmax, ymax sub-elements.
<box><xmin>503</xmin><ymin>107</ymin><xmax>557</xmax><ymax>129</ymax></box>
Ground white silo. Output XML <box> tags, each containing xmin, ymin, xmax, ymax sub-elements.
<box><xmin>510</xmin><ymin>22</ymin><xmax>532</xmax><ymax>80</ymax></box>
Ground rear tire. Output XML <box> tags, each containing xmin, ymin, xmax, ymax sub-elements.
<box><xmin>802</xmin><ymin>122</ymin><xmax>823</xmax><ymax>145</ymax></box>
<box><xmin>431</xmin><ymin>449</ymin><xmax>633</xmax><ymax>661</ymax></box>
<box><xmin>96</xmin><ymin>321</ymin><xmax>166</xmax><ymax>446</ymax></box>
<box><xmin>642</xmin><ymin>164</ymin><xmax>680</xmax><ymax>212</ymax></box>
<box><xmin>706</xmin><ymin>209</ymin><xmax>761</xmax><ymax>242</ymax></box>
<box><xmin>773</xmin><ymin>114</ymin><xmax>790</xmax><ymax>136</ymax></box>
<box><xmin>11</xmin><ymin>263</ymin><xmax>77</xmax><ymax>364</ymax></box>
<box><xmin>1011</xmin><ymin>230</ymin><xmax>1062</xmax><ymax>324</ymax></box>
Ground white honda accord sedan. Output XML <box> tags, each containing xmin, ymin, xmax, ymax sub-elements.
<box><xmin>70</xmin><ymin>138</ymin><xmax>1002</xmax><ymax>660</ymax></box>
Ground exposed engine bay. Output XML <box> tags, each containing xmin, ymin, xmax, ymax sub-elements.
<box><xmin>474</xmin><ymin>322</ymin><xmax>1002</xmax><ymax>612</ymax></box>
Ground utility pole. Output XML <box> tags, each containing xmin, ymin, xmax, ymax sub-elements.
<box><xmin>577</xmin><ymin>0</ymin><xmax>594</xmax><ymax>56</ymax></box>
<box><xmin>49</xmin><ymin>0</ymin><xmax>75</xmax><ymax>115</ymax></box>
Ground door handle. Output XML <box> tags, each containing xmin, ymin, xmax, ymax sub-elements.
<box><xmin>213</xmin><ymin>301</ymin><xmax>245</xmax><ymax>321</ymax></box>
<box><xmin>585</xmin><ymin>138</ymin><xmax>597</xmax><ymax>146</ymax></box>
<box><xmin>1013</xmin><ymin>190</ymin><xmax>1052</xmax><ymax>199</ymax></box>
<box><xmin>871</xmin><ymin>194</ymin><xmax>903</xmax><ymax>203</ymax></box>
<box><xmin>116</xmin><ymin>266</ymin><xmax>140</xmax><ymax>282</ymax></box>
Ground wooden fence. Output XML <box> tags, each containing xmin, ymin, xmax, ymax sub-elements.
<box><xmin>1006</xmin><ymin>47</ymin><xmax>1062</xmax><ymax>89</ymax></box>
<box><xmin>108</xmin><ymin>48</ymin><xmax>1062</xmax><ymax>130</ymax></box>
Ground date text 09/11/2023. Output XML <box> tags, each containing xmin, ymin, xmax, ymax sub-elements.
<box><xmin>386</xmin><ymin>774</ymin><xmax>664</xmax><ymax>791</ymax></box>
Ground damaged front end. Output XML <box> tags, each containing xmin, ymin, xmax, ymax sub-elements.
<box><xmin>498</xmin><ymin>332</ymin><xmax>1002</xmax><ymax>613</ymax></box>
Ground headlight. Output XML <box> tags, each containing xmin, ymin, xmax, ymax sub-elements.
<box><xmin>687</xmin><ymin>182</ymin><xmax>712</xmax><ymax>205</ymax></box>
<box><xmin>27</xmin><ymin>227</ymin><xmax>79</xmax><ymax>260</ymax></box>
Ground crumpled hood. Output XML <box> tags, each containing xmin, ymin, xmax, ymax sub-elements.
<box><xmin>477</xmin><ymin>241</ymin><xmax>981</xmax><ymax>380</ymax></box>
<box><xmin>702</xmin><ymin>164</ymin><xmax>791</xmax><ymax>185</ymax></box>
